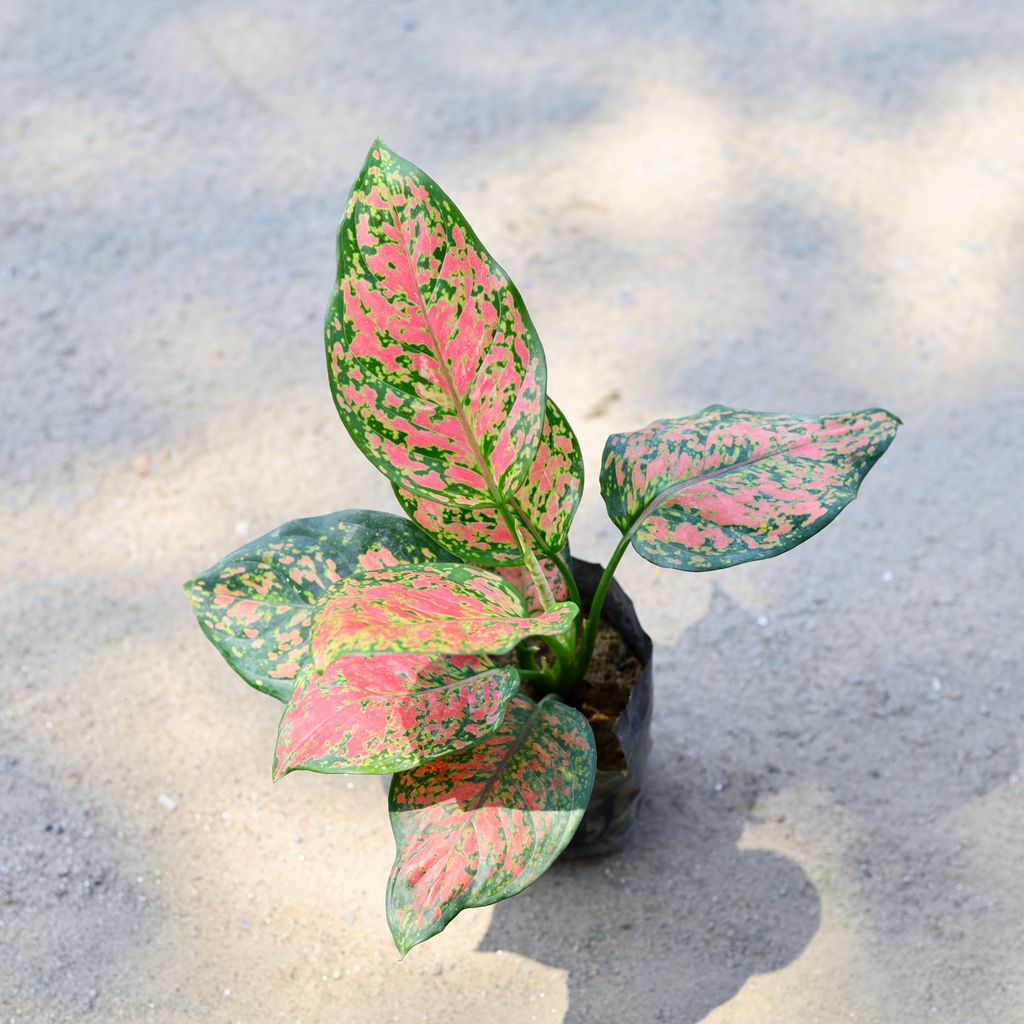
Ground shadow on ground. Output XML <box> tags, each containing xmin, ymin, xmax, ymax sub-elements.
<box><xmin>479</xmin><ymin>563</ymin><xmax>1019</xmax><ymax>1022</ymax></box>
<box><xmin>477</xmin><ymin>586</ymin><xmax>828</xmax><ymax>1022</ymax></box>
<box><xmin>480</xmin><ymin>743</ymin><xmax>819</xmax><ymax>1023</ymax></box>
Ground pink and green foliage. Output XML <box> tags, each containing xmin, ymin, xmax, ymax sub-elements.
<box><xmin>274</xmin><ymin>656</ymin><xmax>520</xmax><ymax>777</ymax></box>
<box><xmin>601</xmin><ymin>405</ymin><xmax>900</xmax><ymax>571</ymax></box>
<box><xmin>185</xmin><ymin>138</ymin><xmax>899</xmax><ymax>956</ymax></box>
<box><xmin>185</xmin><ymin>511</ymin><xmax>450</xmax><ymax>702</ymax></box>
<box><xmin>394</xmin><ymin>398</ymin><xmax>584</xmax><ymax>566</ymax></box>
<box><xmin>387</xmin><ymin>695</ymin><xmax>595</xmax><ymax>956</ymax></box>
<box><xmin>326</xmin><ymin>140</ymin><xmax>546</xmax><ymax>522</ymax></box>
<box><xmin>310</xmin><ymin>563</ymin><xmax>577</xmax><ymax>666</ymax></box>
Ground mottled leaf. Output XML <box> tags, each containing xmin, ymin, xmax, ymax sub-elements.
<box><xmin>273</xmin><ymin>656</ymin><xmax>519</xmax><ymax>777</ymax></box>
<box><xmin>311</xmin><ymin>564</ymin><xmax>577</xmax><ymax>666</ymax></box>
<box><xmin>184</xmin><ymin>511</ymin><xmax>450</xmax><ymax>701</ymax></box>
<box><xmin>601</xmin><ymin>405</ymin><xmax>899</xmax><ymax>571</ymax></box>
<box><xmin>394</xmin><ymin>399</ymin><xmax>584</xmax><ymax>565</ymax></box>
<box><xmin>327</xmin><ymin>138</ymin><xmax>546</xmax><ymax>512</ymax></box>
<box><xmin>387</xmin><ymin>694</ymin><xmax>595</xmax><ymax>955</ymax></box>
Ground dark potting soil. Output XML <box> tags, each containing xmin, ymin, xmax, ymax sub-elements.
<box><xmin>576</xmin><ymin>620</ymin><xmax>643</xmax><ymax>772</ymax></box>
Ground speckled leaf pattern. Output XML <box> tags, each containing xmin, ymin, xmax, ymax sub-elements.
<box><xmin>387</xmin><ymin>694</ymin><xmax>596</xmax><ymax>955</ymax></box>
<box><xmin>327</xmin><ymin>139</ymin><xmax>546</xmax><ymax>513</ymax></box>
<box><xmin>184</xmin><ymin>511</ymin><xmax>449</xmax><ymax>702</ymax></box>
<box><xmin>311</xmin><ymin>564</ymin><xmax>578</xmax><ymax>666</ymax></box>
<box><xmin>394</xmin><ymin>399</ymin><xmax>584</xmax><ymax>565</ymax></box>
<box><xmin>601</xmin><ymin>405</ymin><xmax>899</xmax><ymax>571</ymax></box>
<box><xmin>273</xmin><ymin>656</ymin><xmax>519</xmax><ymax>777</ymax></box>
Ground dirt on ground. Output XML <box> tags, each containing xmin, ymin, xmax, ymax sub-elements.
<box><xmin>2</xmin><ymin>2</ymin><xmax>1022</xmax><ymax>1022</ymax></box>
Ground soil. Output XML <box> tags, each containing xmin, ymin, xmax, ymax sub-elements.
<box><xmin>574</xmin><ymin>621</ymin><xmax>643</xmax><ymax>772</ymax></box>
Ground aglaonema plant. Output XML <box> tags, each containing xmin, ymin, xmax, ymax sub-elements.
<box><xmin>186</xmin><ymin>138</ymin><xmax>899</xmax><ymax>956</ymax></box>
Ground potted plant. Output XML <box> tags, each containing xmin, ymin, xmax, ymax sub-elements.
<box><xmin>185</xmin><ymin>139</ymin><xmax>898</xmax><ymax>956</ymax></box>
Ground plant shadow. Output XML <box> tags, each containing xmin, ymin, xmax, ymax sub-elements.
<box><xmin>478</xmin><ymin>744</ymin><xmax>819</xmax><ymax>1023</ymax></box>
<box><xmin>479</xmin><ymin>563</ymin><xmax>1021</xmax><ymax>1021</ymax></box>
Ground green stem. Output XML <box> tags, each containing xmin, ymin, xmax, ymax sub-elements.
<box><xmin>516</xmin><ymin>668</ymin><xmax>546</xmax><ymax>680</ymax></box>
<box><xmin>515</xmin><ymin>643</ymin><xmax>541</xmax><ymax>673</ymax></box>
<box><xmin>515</xmin><ymin>633</ymin><xmax>575</xmax><ymax>694</ymax></box>
<box><xmin>540</xmin><ymin>545</ymin><xmax>583</xmax><ymax>652</ymax></box>
<box><xmin>528</xmin><ymin>673</ymin><xmax>563</xmax><ymax>698</ymax></box>
<box><xmin>515</xmin><ymin>524</ymin><xmax>557</xmax><ymax>612</ymax></box>
<box><xmin>507</xmin><ymin>495</ymin><xmax>581</xmax><ymax>615</ymax></box>
<box><xmin>573</xmin><ymin>531</ymin><xmax>633</xmax><ymax>683</ymax></box>
<box><xmin>518</xmin><ymin>661</ymin><xmax>566</xmax><ymax>697</ymax></box>
<box><xmin>543</xmin><ymin>630</ymin><xmax>576</xmax><ymax>680</ymax></box>
<box><xmin>545</xmin><ymin>545</ymin><xmax>581</xmax><ymax>610</ymax></box>
<box><xmin>494</xmin><ymin>498</ymin><xmax>583</xmax><ymax>689</ymax></box>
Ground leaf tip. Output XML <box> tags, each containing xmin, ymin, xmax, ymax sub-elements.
<box><xmin>368</xmin><ymin>135</ymin><xmax>392</xmax><ymax>163</ymax></box>
<box><xmin>390</xmin><ymin>929</ymin><xmax>414</xmax><ymax>960</ymax></box>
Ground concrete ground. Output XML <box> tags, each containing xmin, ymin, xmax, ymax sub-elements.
<box><xmin>2</xmin><ymin>1</ymin><xmax>1022</xmax><ymax>1021</ymax></box>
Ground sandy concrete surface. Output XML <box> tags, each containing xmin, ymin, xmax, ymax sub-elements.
<box><xmin>2</xmin><ymin>1</ymin><xmax>1022</xmax><ymax>1021</ymax></box>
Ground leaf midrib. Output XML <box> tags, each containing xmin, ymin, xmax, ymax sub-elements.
<box><xmin>382</xmin><ymin>180</ymin><xmax>547</xmax><ymax>567</ymax></box>
<box><xmin>350</xmin><ymin>666</ymin><xmax>511</xmax><ymax>701</ymax></box>
<box><xmin>467</xmin><ymin>700</ymin><xmax>545</xmax><ymax>812</ymax></box>
<box><xmin>627</xmin><ymin>423</ymin><xmax>850</xmax><ymax>539</ymax></box>
<box><xmin>384</xmin><ymin>184</ymin><xmax>506</xmax><ymax>509</ymax></box>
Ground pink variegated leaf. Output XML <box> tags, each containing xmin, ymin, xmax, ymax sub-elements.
<box><xmin>601</xmin><ymin>405</ymin><xmax>899</xmax><ymax>571</ymax></box>
<box><xmin>327</xmin><ymin>139</ymin><xmax>546</xmax><ymax>515</ymax></box>
<box><xmin>273</xmin><ymin>656</ymin><xmax>519</xmax><ymax>777</ymax></box>
<box><xmin>394</xmin><ymin>398</ymin><xmax>584</xmax><ymax>566</ymax></box>
<box><xmin>387</xmin><ymin>694</ymin><xmax>595</xmax><ymax>955</ymax></box>
<box><xmin>184</xmin><ymin>511</ymin><xmax>450</xmax><ymax>702</ymax></box>
<box><xmin>310</xmin><ymin>564</ymin><xmax>577</xmax><ymax>667</ymax></box>
<box><xmin>394</xmin><ymin>492</ymin><xmax>513</xmax><ymax>565</ymax></box>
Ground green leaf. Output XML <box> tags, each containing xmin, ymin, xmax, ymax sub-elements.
<box><xmin>394</xmin><ymin>398</ymin><xmax>584</xmax><ymax>565</ymax></box>
<box><xmin>184</xmin><ymin>510</ymin><xmax>450</xmax><ymax>701</ymax></box>
<box><xmin>310</xmin><ymin>564</ymin><xmax>578</xmax><ymax>666</ymax></box>
<box><xmin>387</xmin><ymin>694</ymin><xmax>596</xmax><ymax>955</ymax></box>
<box><xmin>326</xmin><ymin>138</ymin><xmax>547</xmax><ymax>523</ymax></box>
<box><xmin>273</xmin><ymin>656</ymin><xmax>519</xmax><ymax>777</ymax></box>
<box><xmin>601</xmin><ymin>405</ymin><xmax>899</xmax><ymax>571</ymax></box>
